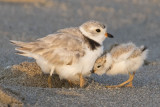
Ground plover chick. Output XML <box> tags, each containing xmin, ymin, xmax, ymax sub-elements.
<box><xmin>93</xmin><ymin>42</ymin><xmax>148</xmax><ymax>88</ymax></box>
<box><xmin>10</xmin><ymin>20</ymin><xmax>114</xmax><ymax>88</ymax></box>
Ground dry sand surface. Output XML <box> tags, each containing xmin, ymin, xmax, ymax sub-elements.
<box><xmin>0</xmin><ymin>0</ymin><xmax>160</xmax><ymax>106</ymax></box>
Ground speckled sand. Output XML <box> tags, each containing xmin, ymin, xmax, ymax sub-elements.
<box><xmin>0</xmin><ymin>0</ymin><xmax>160</xmax><ymax>106</ymax></box>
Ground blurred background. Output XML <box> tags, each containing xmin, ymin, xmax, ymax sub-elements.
<box><xmin>0</xmin><ymin>0</ymin><xmax>160</xmax><ymax>67</ymax></box>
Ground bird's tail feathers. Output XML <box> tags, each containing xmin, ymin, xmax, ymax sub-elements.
<box><xmin>10</xmin><ymin>40</ymin><xmax>34</xmax><ymax>57</ymax></box>
<box><xmin>140</xmin><ymin>45</ymin><xmax>148</xmax><ymax>52</ymax></box>
<box><xmin>140</xmin><ymin>45</ymin><xmax>148</xmax><ymax>60</ymax></box>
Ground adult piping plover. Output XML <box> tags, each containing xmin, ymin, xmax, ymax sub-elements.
<box><xmin>10</xmin><ymin>20</ymin><xmax>114</xmax><ymax>88</ymax></box>
<box><xmin>93</xmin><ymin>42</ymin><xmax>148</xmax><ymax>88</ymax></box>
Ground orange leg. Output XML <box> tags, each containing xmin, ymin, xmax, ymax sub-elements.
<box><xmin>67</xmin><ymin>80</ymin><xmax>74</xmax><ymax>87</ymax></box>
<box><xmin>106</xmin><ymin>72</ymin><xmax>135</xmax><ymax>88</ymax></box>
<box><xmin>79</xmin><ymin>73</ymin><xmax>85</xmax><ymax>88</ymax></box>
<box><xmin>125</xmin><ymin>72</ymin><xmax>135</xmax><ymax>87</ymax></box>
<box><xmin>48</xmin><ymin>75</ymin><xmax>53</xmax><ymax>88</ymax></box>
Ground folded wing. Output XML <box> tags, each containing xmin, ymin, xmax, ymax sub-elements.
<box><xmin>11</xmin><ymin>32</ymin><xmax>85</xmax><ymax>65</ymax></box>
<box><xmin>110</xmin><ymin>42</ymin><xmax>136</xmax><ymax>61</ymax></box>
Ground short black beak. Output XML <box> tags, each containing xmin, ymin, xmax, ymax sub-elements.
<box><xmin>107</xmin><ymin>33</ymin><xmax>114</xmax><ymax>38</ymax></box>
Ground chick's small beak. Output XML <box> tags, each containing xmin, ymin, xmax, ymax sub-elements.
<box><xmin>105</xmin><ymin>33</ymin><xmax>114</xmax><ymax>38</ymax></box>
<box><xmin>91</xmin><ymin>70</ymin><xmax>94</xmax><ymax>73</ymax></box>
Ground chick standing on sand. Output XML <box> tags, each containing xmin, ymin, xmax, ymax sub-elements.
<box><xmin>93</xmin><ymin>42</ymin><xmax>148</xmax><ymax>88</ymax></box>
<box><xmin>10</xmin><ymin>20</ymin><xmax>114</xmax><ymax>88</ymax></box>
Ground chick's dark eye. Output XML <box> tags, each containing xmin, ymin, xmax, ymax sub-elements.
<box><xmin>96</xmin><ymin>29</ymin><xmax>101</xmax><ymax>32</ymax></box>
<box><xmin>97</xmin><ymin>65</ymin><xmax>101</xmax><ymax>68</ymax></box>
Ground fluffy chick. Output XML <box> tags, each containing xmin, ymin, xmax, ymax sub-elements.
<box><xmin>93</xmin><ymin>42</ymin><xmax>148</xmax><ymax>88</ymax></box>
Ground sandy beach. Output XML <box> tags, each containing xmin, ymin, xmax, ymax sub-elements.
<box><xmin>0</xmin><ymin>0</ymin><xmax>160</xmax><ymax>106</ymax></box>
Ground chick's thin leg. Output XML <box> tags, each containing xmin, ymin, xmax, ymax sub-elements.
<box><xmin>106</xmin><ymin>72</ymin><xmax>135</xmax><ymax>88</ymax></box>
<box><xmin>79</xmin><ymin>73</ymin><xmax>85</xmax><ymax>88</ymax></box>
<box><xmin>125</xmin><ymin>72</ymin><xmax>135</xmax><ymax>87</ymax></box>
<box><xmin>48</xmin><ymin>67</ymin><xmax>55</xmax><ymax>88</ymax></box>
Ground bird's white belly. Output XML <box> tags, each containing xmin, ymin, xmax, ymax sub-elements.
<box><xmin>56</xmin><ymin>64</ymin><xmax>82</xmax><ymax>81</ymax></box>
<box><xmin>80</xmin><ymin>47</ymin><xmax>103</xmax><ymax>76</ymax></box>
<box><xmin>56</xmin><ymin>46</ymin><xmax>103</xmax><ymax>81</ymax></box>
<box><xmin>35</xmin><ymin>46</ymin><xmax>103</xmax><ymax>81</ymax></box>
<box><xmin>106</xmin><ymin>56</ymin><xmax>144</xmax><ymax>75</ymax></box>
<box><xmin>35</xmin><ymin>55</ymin><xmax>52</xmax><ymax>74</ymax></box>
<box><xmin>107</xmin><ymin>61</ymin><xmax>128</xmax><ymax>75</ymax></box>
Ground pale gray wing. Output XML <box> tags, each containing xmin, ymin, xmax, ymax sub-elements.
<box><xmin>11</xmin><ymin>32</ymin><xmax>85</xmax><ymax>65</ymax></box>
<box><xmin>128</xmin><ymin>46</ymin><xmax>148</xmax><ymax>59</ymax></box>
<box><xmin>39</xmin><ymin>33</ymin><xmax>85</xmax><ymax>65</ymax></box>
<box><xmin>110</xmin><ymin>42</ymin><xmax>136</xmax><ymax>60</ymax></box>
<box><xmin>57</xmin><ymin>27</ymin><xmax>83</xmax><ymax>38</ymax></box>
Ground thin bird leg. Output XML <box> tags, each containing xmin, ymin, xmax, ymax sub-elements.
<box><xmin>106</xmin><ymin>72</ymin><xmax>135</xmax><ymax>88</ymax></box>
<box><xmin>48</xmin><ymin>76</ymin><xmax>53</xmax><ymax>88</ymax></box>
<box><xmin>79</xmin><ymin>73</ymin><xmax>85</xmax><ymax>88</ymax></box>
<box><xmin>48</xmin><ymin>67</ymin><xmax>55</xmax><ymax>88</ymax></box>
<box><xmin>67</xmin><ymin>79</ymin><xmax>80</xmax><ymax>87</ymax></box>
<box><xmin>125</xmin><ymin>72</ymin><xmax>135</xmax><ymax>87</ymax></box>
<box><xmin>67</xmin><ymin>80</ymin><xmax>73</xmax><ymax>87</ymax></box>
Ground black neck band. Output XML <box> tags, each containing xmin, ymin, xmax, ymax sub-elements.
<box><xmin>84</xmin><ymin>36</ymin><xmax>101</xmax><ymax>50</ymax></box>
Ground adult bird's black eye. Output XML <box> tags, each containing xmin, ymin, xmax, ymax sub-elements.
<box><xmin>97</xmin><ymin>65</ymin><xmax>101</xmax><ymax>68</ymax></box>
<box><xmin>96</xmin><ymin>29</ymin><xmax>101</xmax><ymax>32</ymax></box>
